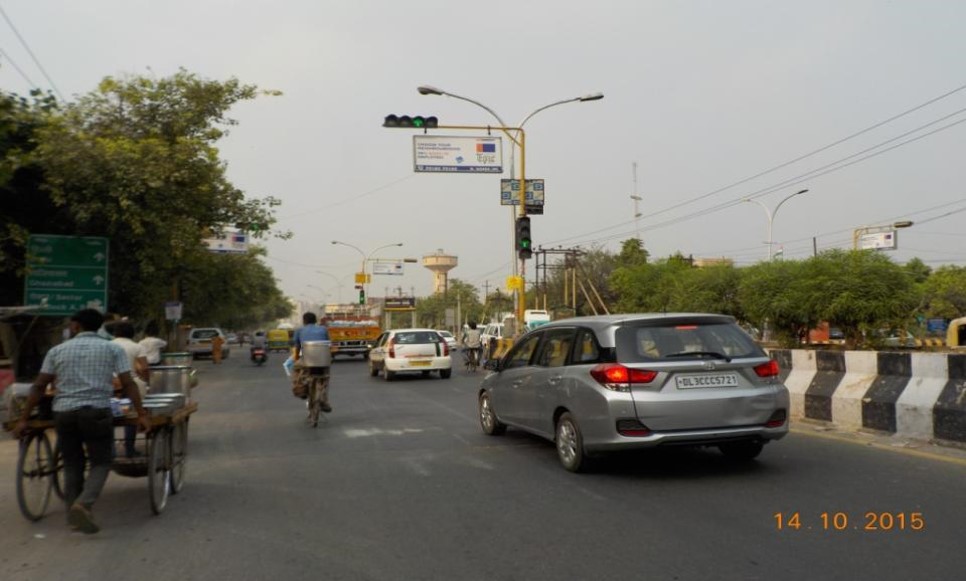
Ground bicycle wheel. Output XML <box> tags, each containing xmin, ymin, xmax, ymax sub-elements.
<box><xmin>169</xmin><ymin>420</ymin><xmax>188</xmax><ymax>495</ymax></box>
<box><xmin>147</xmin><ymin>429</ymin><xmax>171</xmax><ymax>515</ymax></box>
<box><xmin>16</xmin><ymin>431</ymin><xmax>55</xmax><ymax>521</ymax></box>
<box><xmin>308</xmin><ymin>377</ymin><xmax>321</xmax><ymax>427</ymax></box>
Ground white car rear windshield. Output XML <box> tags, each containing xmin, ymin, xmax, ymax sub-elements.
<box><xmin>394</xmin><ymin>331</ymin><xmax>442</xmax><ymax>344</ymax></box>
<box><xmin>615</xmin><ymin>322</ymin><xmax>763</xmax><ymax>363</ymax></box>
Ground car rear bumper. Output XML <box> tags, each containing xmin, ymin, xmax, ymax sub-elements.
<box><xmin>584</xmin><ymin>423</ymin><xmax>788</xmax><ymax>452</ymax></box>
<box><xmin>384</xmin><ymin>356</ymin><xmax>452</xmax><ymax>372</ymax></box>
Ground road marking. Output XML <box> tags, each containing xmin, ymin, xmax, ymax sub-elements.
<box><xmin>343</xmin><ymin>428</ymin><xmax>424</xmax><ymax>438</ymax></box>
<box><xmin>791</xmin><ymin>426</ymin><xmax>966</xmax><ymax>467</ymax></box>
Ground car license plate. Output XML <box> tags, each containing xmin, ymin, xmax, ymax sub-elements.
<box><xmin>409</xmin><ymin>360</ymin><xmax>431</xmax><ymax>367</ymax></box>
<box><xmin>675</xmin><ymin>373</ymin><xmax>739</xmax><ymax>389</ymax></box>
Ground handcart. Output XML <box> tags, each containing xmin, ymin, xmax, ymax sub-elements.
<box><xmin>4</xmin><ymin>400</ymin><xmax>198</xmax><ymax>521</ymax></box>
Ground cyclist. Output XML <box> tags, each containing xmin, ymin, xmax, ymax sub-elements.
<box><xmin>461</xmin><ymin>321</ymin><xmax>483</xmax><ymax>371</ymax></box>
<box><xmin>292</xmin><ymin>312</ymin><xmax>332</xmax><ymax>413</ymax></box>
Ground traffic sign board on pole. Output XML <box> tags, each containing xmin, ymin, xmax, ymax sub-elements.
<box><xmin>24</xmin><ymin>234</ymin><xmax>109</xmax><ymax>316</ymax></box>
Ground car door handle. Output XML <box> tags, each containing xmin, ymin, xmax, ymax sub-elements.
<box><xmin>548</xmin><ymin>375</ymin><xmax>563</xmax><ymax>385</ymax></box>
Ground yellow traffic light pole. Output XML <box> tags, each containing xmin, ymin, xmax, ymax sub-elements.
<box><xmin>433</xmin><ymin>124</ymin><xmax>528</xmax><ymax>327</ymax></box>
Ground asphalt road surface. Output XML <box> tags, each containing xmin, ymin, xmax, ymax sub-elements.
<box><xmin>2</xmin><ymin>352</ymin><xmax>965</xmax><ymax>581</ymax></box>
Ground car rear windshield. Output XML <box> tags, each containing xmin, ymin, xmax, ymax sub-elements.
<box><xmin>615</xmin><ymin>321</ymin><xmax>764</xmax><ymax>363</ymax></box>
<box><xmin>192</xmin><ymin>329</ymin><xmax>220</xmax><ymax>339</ymax></box>
<box><xmin>393</xmin><ymin>331</ymin><xmax>442</xmax><ymax>344</ymax></box>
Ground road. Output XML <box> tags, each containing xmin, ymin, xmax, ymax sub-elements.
<box><xmin>2</xmin><ymin>352</ymin><xmax>965</xmax><ymax>581</ymax></box>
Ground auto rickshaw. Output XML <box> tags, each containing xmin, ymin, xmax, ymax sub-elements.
<box><xmin>267</xmin><ymin>329</ymin><xmax>292</xmax><ymax>352</ymax></box>
<box><xmin>947</xmin><ymin>317</ymin><xmax>966</xmax><ymax>348</ymax></box>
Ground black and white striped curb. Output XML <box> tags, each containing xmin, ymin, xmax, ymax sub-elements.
<box><xmin>770</xmin><ymin>350</ymin><xmax>966</xmax><ymax>444</ymax></box>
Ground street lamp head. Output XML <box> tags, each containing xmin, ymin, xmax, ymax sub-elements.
<box><xmin>330</xmin><ymin>240</ymin><xmax>339</xmax><ymax>245</ymax></box>
<box><xmin>795</xmin><ymin>188</ymin><xmax>809</xmax><ymax>195</ymax></box>
<box><xmin>417</xmin><ymin>85</ymin><xmax>444</xmax><ymax>96</ymax></box>
<box><xmin>893</xmin><ymin>220</ymin><xmax>914</xmax><ymax>229</ymax></box>
<box><xmin>578</xmin><ymin>92</ymin><xmax>604</xmax><ymax>102</ymax></box>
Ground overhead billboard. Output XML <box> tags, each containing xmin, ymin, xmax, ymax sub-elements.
<box><xmin>372</xmin><ymin>261</ymin><xmax>405</xmax><ymax>276</ymax></box>
<box><xmin>203</xmin><ymin>230</ymin><xmax>249</xmax><ymax>254</ymax></box>
<box><xmin>858</xmin><ymin>231</ymin><xmax>898</xmax><ymax>251</ymax></box>
<box><xmin>413</xmin><ymin>135</ymin><xmax>503</xmax><ymax>173</ymax></box>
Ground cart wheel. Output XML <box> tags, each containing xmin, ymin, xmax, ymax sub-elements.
<box><xmin>169</xmin><ymin>420</ymin><xmax>188</xmax><ymax>495</ymax></box>
<box><xmin>16</xmin><ymin>431</ymin><xmax>55</xmax><ymax>521</ymax></box>
<box><xmin>147</xmin><ymin>429</ymin><xmax>171</xmax><ymax>515</ymax></box>
<box><xmin>308</xmin><ymin>377</ymin><xmax>321</xmax><ymax>428</ymax></box>
<box><xmin>51</xmin><ymin>439</ymin><xmax>66</xmax><ymax>500</ymax></box>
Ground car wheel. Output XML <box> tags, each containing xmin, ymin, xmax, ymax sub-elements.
<box><xmin>384</xmin><ymin>369</ymin><xmax>395</xmax><ymax>382</ymax></box>
<box><xmin>439</xmin><ymin>368</ymin><xmax>452</xmax><ymax>379</ymax></box>
<box><xmin>718</xmin><ymin>441</ymin><xmax>764</xmax><ymax>461</ymax></box>
<box><xmin>556</xmin><ymin>412</ymin><xmax>592</xmax><ymax>473</ymax></box>
<box><xmin>369</xmin><ymin>361</ymin><xmax>379</xmax><ymax>377</ymax></box>
<box><xmin>478</xmin><ymin>392</ymin><xmax>506</xmax><ymax>436</ymax></box>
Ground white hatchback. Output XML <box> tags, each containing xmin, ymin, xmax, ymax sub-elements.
<box><xmin>368</xmin><ymin>329</ymin><xmax>453</xmax><ymax>381</ymax></box>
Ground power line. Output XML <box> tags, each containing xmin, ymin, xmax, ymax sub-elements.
<box><xmin>276</xmin><ymin>174</ymin><xmax>415</xmax><ymax>222</ymax></box>
<box><xmin>0</xmin><ymin>4</ymin><xmax>64</xmax><ymax>100</ymax></box>
<box><xmin>544</xmin><ymin>81</ymin><xmax>966</xmax><ymax>247</ymax></box>
<box><xmin>0</xmin><ymin>44</ymin><xmax>37</xmax><ymax>87</ymax></box>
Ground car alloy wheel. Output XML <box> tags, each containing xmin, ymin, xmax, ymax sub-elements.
<box><xmin>479</xmin><ymin>392</ymin><xmax>506</xmax><ymax>435</ymax></box>
<box><xmin>555</xmin><ymin>412</ymin><xmax>589</xmax><ymax>472</ymax></box>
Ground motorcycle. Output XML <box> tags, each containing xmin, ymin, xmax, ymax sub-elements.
<box><xmin>251</xmin><ymin>346</ymin><xmax>268</xmax><ymax>366</ymax></box>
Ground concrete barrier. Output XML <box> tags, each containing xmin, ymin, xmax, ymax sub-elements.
<box><xmin>770</xmin><ymin>349</ymin><xmax>966</xmax><ymax>444</ymax></box>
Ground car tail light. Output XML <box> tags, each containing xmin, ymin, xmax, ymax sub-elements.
<box><xmin>590</xmin><ymin>363</ymin><xmax>657</xmax><ymax>392</ymax></box>
<box><xmin>766</xmin><ymin>409</ymin><xmax>787</xmax><ymax>428</ymax></box>
<box><xmin>441</xmin><ymin>342</ymin><xmax>449</xmax><ymax>356</ymax></box>
<box><xmin>754</xmin><ymin>359</ymin><xmax>780</xmax><ymax>378</ymax></box>
<box><xmin>616</xmin><ymin>419</ymin><xmax>652</xmax><ymax>437</ymax></box>
<box><xmin>388</xmin><ymin>339</ymin><xmax>395</xmax><ymax>358</ymax></box>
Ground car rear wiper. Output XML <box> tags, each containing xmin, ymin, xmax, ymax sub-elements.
<box><xmin>663</xmin><ymin>351</ymin><xmax>732</xmax><ymax>362</ymax></box>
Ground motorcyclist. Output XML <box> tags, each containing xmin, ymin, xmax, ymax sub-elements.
<box><xmin>250</xmin><ymin>330</ymin><xmax>267</xmax><ymax>360</ymax></box>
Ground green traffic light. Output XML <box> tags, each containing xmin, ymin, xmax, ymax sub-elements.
<box><xmin>413</xmin><ymin>117</ymin><xmax>424</xmax><ymax>128</ymax></box>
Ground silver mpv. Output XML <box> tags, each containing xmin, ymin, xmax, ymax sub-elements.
<box><xmin>478</xmin><ymin>314</ymin><xmax>789</xmax><ymax>472</ymax></box>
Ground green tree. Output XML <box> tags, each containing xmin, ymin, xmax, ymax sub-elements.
<box><xmin>4</xmin><ymin>71</ymin><xmax>285</xmax><ymax>321</ymax></box>
<box><xmin>921</xmin><ymin>265</ymin><xmax>966</xmax><ymax>319</ymax></box>
<box><xmin>738</xmin><ymin>260</ymin><xmax>814</xmax><ymax>346</ymax></box>
<box><xmin>415</xmin><ymin>279</ymin><xmax>483</xmax><ymax>329</ymax></box>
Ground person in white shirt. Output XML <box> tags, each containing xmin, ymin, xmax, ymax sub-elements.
<box><xmin>108</xmin><ymin>321</ymin><xmax>149</xmax><ymax>458</ymax></box>
<box><xmin>139</xmin><ymin>322</ymin><xmax>167</xmax><ymax>366</ymax></box>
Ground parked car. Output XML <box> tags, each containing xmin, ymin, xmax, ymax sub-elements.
<box><xmin>226</xmin><ymin>332</ymin><xmax>239</xmax><ymax>344</ymax></box>
<box><xmin>368</xmin><ymin>329</ymin><xmax>452</xmax><ymax>381</ymax></box>
<box><xmin>437</xmin><ymin>330</ymin><xmax>458</xmax><ymax>352</ymax></box>
<box><xmin>478</xmin><ymin>313</ymin><xmax>790</xmax><ymax>472</ymax></box>
<box><xmin>187</xmin><ymin>327</ymin><xmax>231</xmax><ymax>359</ymax></box>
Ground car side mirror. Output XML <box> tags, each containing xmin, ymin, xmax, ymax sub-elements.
<box><xmin>484</xmin><ymin>358</ymin><xmax>503</xmax><ymax>372</ymax></box>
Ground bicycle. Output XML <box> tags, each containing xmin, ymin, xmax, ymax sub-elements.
<box><xmin>464</xmin><ymin>347</ymin><xmax>481</xmax><ymax>373</ymax></box>
<box><xmin>306</xmin><ymin>368</ymin><xmax>330</xmax><ymax>428</ymax></box>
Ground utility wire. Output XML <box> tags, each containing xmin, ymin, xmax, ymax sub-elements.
<box><xmin>276</xmin><ymin>174</ymin><xmax>415</xmax><ymax>222</ymax></box>
<box><xmin>544</xmin><ymin>81</ymin><xmax>966</xmax><ymax>247</ymax></box>
<box><xmin>0</xmin><ymin>44</ymin><xmax>37</xmax><ymax>87</ymax></box>
<box><xmin>0</xmin><ymin>4</ymin><xmax>64</xmax><ymax>100</ymax></box>
<box><xmin>556</xmin><ymin>115</ymin><xmax>966</xmax><ymax>248</ymax></box>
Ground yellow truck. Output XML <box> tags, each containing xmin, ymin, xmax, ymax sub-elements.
<box><xmin>326</xmin><ymin>319</ymin><xmax>381</xmax><ymax>359</ymax></box>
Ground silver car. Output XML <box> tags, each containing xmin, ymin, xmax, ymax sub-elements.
<box><xmin>478</xmin><ymin>314</ymin><xmax>789</xmax><ymax>472</ymax></box>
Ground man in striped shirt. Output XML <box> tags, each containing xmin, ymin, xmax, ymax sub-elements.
<box><xmin>13</xmin><ymin>309</ymin><xmax>150</xmax><ymax>534</ymax></box>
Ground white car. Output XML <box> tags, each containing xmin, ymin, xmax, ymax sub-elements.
<box><xmin>437</xmin><ymin>330</ymin><xmax>458</xmax><ymax>352</ymax></box>
<box><xmin>368</xmin><ymin>329</ymin><xmax>452</xmax><ymax>381</ymax></box>
<box><xmin>186</xmin><ymin>327</ymin><xmax>231</xmax><ymax>359</ymax></box>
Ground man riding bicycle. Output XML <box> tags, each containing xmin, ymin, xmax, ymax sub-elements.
<box><xmin>292</xmin><ymin>312</ymin><xmax>332</xmax><ymax>414</ymax></box>
<box><xmin>461</xmin><ymin>322</ymin><xmax>483</xmax><ymax>370</ymax></box>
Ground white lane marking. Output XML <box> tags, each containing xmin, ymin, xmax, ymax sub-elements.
<box><xmin>343</xmin><ymin>428</ymin><xmax>425</xmax><ymax>438</ymax></box>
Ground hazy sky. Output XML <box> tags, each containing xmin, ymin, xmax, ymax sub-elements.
<box><xmin>3</xmin><ymin>1</ymin><xmax>965</xmax><ymax>303</ymax></box>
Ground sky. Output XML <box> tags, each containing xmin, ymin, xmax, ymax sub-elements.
<box><xmin>3</xmin><ymin>0</ymin><xmax>966</xmax><ymax>304</ymax></box>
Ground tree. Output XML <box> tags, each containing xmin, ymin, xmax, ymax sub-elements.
<box><xmin>738</xmin><ymin>260</ymin><xmax>814</xmax><ymax>346</ymax></box>
<box><xmin>921</xmin><ymin>265</ymin><xmax>966</xmax><ymax>319</ymax></box>
<box><xmin>3</xmin><ymin>71</ymin><xmax>286</xmax><ymax>322</ymax></box>
<box><xmin>415</xmin><ymin>279</ymin><xmax>484</xmax><ymax>329</ymax></box>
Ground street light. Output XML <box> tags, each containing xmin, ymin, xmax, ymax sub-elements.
<box><xmin>743</xmin><ymin>189</ymin><xmax>809</xmax><ymax>260</ymax></box>
<box><xmin>852</xmin><ymin>221</ymin><xmax>914</xmax><ymax>250</ymax></box>
<box><xmin>330</xmin><ymin>241</ymin><xmax>404</xmax><ymax>305</ymax></box>
<box><xmin>417</xmin><ymin>85</ymin><xmax>604</xmax><ymax>320</ymax></box>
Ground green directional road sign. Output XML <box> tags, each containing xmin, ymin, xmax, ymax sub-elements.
<box><xmin>24</xmin><ymin>234</ymin><xmax>109</xmax><ymax>316</ymax></box>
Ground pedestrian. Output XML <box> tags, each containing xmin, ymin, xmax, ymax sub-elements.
<box><xmin>13</xmin><ymin>308</ymin><xmax>151</xmax><ymax>534</ymax></box>
<box><xmin>108</xmin><ymin>320</ymin><xmax>149</xmax><ymax>457</ymax></box>
<box><xmin>211</xmin><ymin>333</ymin><xmax>225</xmax><ymax>364</ymax></box>
<box><xmin>138</xmin><ymin>321</ymin><xmax>167</xmax><ymax>366</ymax></box>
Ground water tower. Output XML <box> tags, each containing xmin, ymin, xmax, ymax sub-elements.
<box><xmin>423</xmin><ymin>249</ymin><xmax>458</xmax><ymax>295</ymax></box>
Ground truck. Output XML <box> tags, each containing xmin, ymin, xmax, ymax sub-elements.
<box><xmin>325</xmin><ymin>318</ymin><xmax>382</xmax><ymax>359</ymax></box>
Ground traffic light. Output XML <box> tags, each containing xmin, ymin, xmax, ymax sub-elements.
<box><xmin>383</xmin><ymin>115</ymin><xmax>439</xmax><ymax>128</ymax></box>
<box><xmin>515</xmin><ymin>216</ymin><xmax>532</xmax><ymax>260</ymax></box>
<box><xmin>358</xmin><ymin>288</ymin><xmax>366</xmax><ymax>305</ymax></box>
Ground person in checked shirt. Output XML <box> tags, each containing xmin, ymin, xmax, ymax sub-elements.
<box><xmin>13</xmin><ymin>308</ymin><xmax>150</xmax><ymax>534</ymax></box>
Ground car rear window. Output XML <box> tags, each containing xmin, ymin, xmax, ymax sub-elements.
<box><xmin>192</xmin><ymin>329</ymin><xmax>220</xmax><ymax>340</ymax></box>
<box><xmin>615</xmin><ymin>322</ymin><xmax>764</xmax><ymax>362</ymax></box>
<box><xmin>393</xmin><ymin>331</ymin><xmax>442</xmax><ymax>344</ymax></box>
